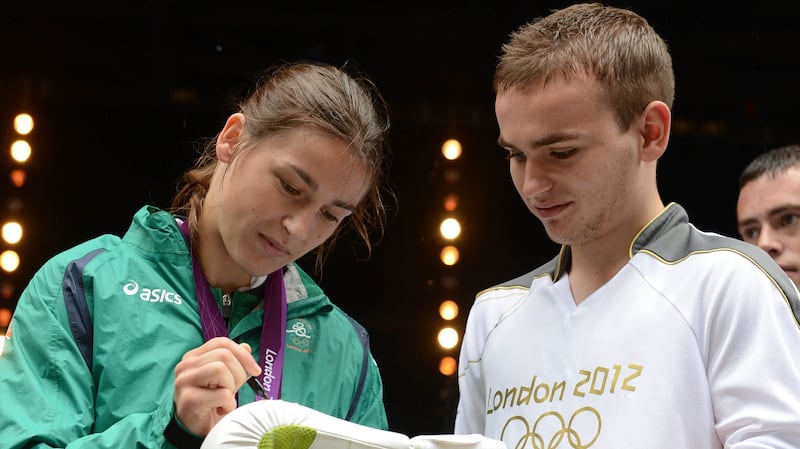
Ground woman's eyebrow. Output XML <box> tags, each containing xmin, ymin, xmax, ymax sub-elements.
<box><xmin>333</xmin><ymin>201</ymin><xmax>356</xmax><ymax>213</ymax></box>
<box><xmin>290</xmin><ymin>164</ymin><xmax>318</xmax><ymax>190</ymax></box>
<box><xmin>289</xmin><ymin>164</ymin><xmax>356</xmax><ymax>212</ymax></box>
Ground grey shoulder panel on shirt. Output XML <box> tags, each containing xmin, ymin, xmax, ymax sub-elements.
<box><xmin>479</xmin><ymin>255</ymin><xmax>560</xmax><ymax>295</ymax></box>
<box><xmin>643</xmin><ymin>220</ymin><xmax>783</xmax><ymax>280</ymax></box>
<box><xmin>642</xmin><ymin>220</ymin><xmax>800</xmax><ymax>323</ymax></box>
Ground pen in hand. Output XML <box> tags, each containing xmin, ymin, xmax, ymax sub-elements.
<box><xmin>246</xmin><ymin>376</ymin><xmax>266</xmax><ymax>400</ymax></box>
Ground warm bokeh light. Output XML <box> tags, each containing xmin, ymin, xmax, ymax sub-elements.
<box><xmin>439</xmin><ymin>356</ymin><xmax>457</xmax><ymax>376</ymax></box>
<box><xmin>442</xmin><ymin>139</ymin><xmax>462</xmax><ymax>160</ymax></box>
<box><xmin>440</xmin><ymin>245</ymin><xmax>460</xmax><ymax>266</ymax></box>
<box><xmin>14</xmin><ymin>113</ymin><xmax>34</xmax><ymax>135</ymax></box>
<box><xmin>10</xmin><ymin>140</ymin><xmax>31</xmax><ymax>163</ymax></box>
<box><xmin>0</xmin><ymin>308</ymin><xmax>9</xmax><ymax>354</ymax></box>
<box><xmin>7</xmin><ymin>198</ymin><xmax>23</xmax><ymax>213</ymax></box>
<box><xmin>2</xmin><ymin>222</ymin><xmax>22</xmax><ymax>244</ymax></box>
<box><xmin>0</xmin><ymin>281</ymin><xmax>13</xmax><ymax>299</ymax></box>
<box><xmin>439</xmin><ymin>300</ymin><xmax>459</xmax><ymax>320</ymax></box>
<box><xmin>437</xmin><ymin>327</ymin><xmax>459</xmax><ymax>349</ymax></box>
<box><xmin>441</xmin><ymin>275</ymin><xmax>458</xmax><ymax>290</ymax></box>
<box><xmin>443</xmin><ymin>193</ymin><xmax>459</xmax><ymax>212</ymax></box>
<box><xmin>443</xmin><ymin>167</ymin><xmax>460</xmax><ymax>183</ymax></box>
<box><xmin>10</xmin><ymin>169</ymin><xmax>26</xmax><ymax>188</ymax></box>
<box><xmin>439</xmin><ymin>218</ymin><xmax>461</xmax><ymax>240</ymax></box>
<box><xmin>0</xmin><ymin>250</ymin><xmax>20</xmax><ymax>272</ymax></box>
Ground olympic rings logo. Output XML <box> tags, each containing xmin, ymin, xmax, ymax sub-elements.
<box><xmin>500</xmin><ymin>407</ymin><xmax>601</xmax><ymax>449</ymax></box>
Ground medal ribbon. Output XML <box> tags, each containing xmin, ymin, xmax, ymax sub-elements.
<box><xmin>179</xmin><ymin>220</ymin><xmax>285</xmax><ymax>401</ymax></box>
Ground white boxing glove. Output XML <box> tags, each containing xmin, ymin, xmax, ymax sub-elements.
<box><xmin>200</xmin><ymin>400</ymin><xmax>506</xmax><ymax>449</ymax></box>
<box><xmin>201</xmin><ymin>400</ymin><xmax>408</xmax><ymax>449</ymax></box>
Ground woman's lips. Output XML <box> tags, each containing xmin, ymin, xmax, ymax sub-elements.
<box><xmin>260</xmin><ymin>234</ymin><xmax>290</xmax><ymax>257</ymax></box>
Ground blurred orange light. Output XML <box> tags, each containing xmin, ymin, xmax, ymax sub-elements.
<box><xmin>440</xmin><ymin>246</ymin><xmax>460</xmax><ymax>266</ymax></box>
<box><xmin>0</xmin><ymin>250</ymin><xmax>20</xmax><ymax>272</ymax></box>
<box><xmin>2</xmin><ymin>221</ymin><xmax>22</xmax><ymax>244</ymax></box>
<box><xmin>441</xmin><ymin>139</ymin><xmax>462</xmax><ymax>160</ymax></box>
<box><xmin>439</xmin><ymin>300</ymin><xmax>459</xmax><ymax>320</ymax></box>
<box><xmin>0</xmin><ymin>281</ymin><xmax>13</xmax><ymax>299</ymax></box>
<box><xmin>444</xmin><ymin>194</ymin><xmax>459</xmax><ymax>211</ymax></box>
<box><xmin>443</xmin><ymin>168</ymin><xmax>460</xmax><ymax>183</ymax></box>
<box><xmin>439</xmin><ymin>356</ymin><xmax>457</xmax><ymax>376</ymax></box>
<box><xmin>10</xmin><ymin>140</ymin><xmax>32</xmax><ymax>163</ymax></box>
<box><xmin>10</xmin><ymin>169</ymin><xmax>26</xmax><ymax>188</ymax></box>
<box><xmin>437</xmin><ymin>327</ymin><xmax>459</xmax><ymax>349</ymax></box>
<box><xmin>440</xmin><ymin>218</ymin><xmax>461</xmax><ymax>240</ymax></box>
<box><xmin>13</xmin><ymin>113</ymin><xmax>34</xmax><ymax>135</ymax></box>
<box><xmin>7</xmin><ymin>198</ymin><xmax>23</xmax><ymax>213</ymax></box>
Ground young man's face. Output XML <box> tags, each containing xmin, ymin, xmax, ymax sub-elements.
<box><xmin>737</xmin><ymin>166</ymin><xmax>800</xmax><ymax>286</ymax></box>
<box><xmin>494</xmin><ymin>74</ymin><xmax>646</xmax><ymax>249</ymax></box>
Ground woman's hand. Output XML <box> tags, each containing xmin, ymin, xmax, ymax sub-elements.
<box><xmin>173</xmin><ymin>337</ymin><xmax>262</xmax><ymax>436</ymax></box>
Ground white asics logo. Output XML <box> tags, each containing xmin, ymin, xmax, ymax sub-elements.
<box><xmin>123</xmin><ymin>280</ymin><xmax>183</xmax><ymax>305</ymax></box>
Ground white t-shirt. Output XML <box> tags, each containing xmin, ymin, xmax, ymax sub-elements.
<box><xmin>456</xmin><ymin>203</ymin><xmax>800</xmax><ymax>448</ymax></box>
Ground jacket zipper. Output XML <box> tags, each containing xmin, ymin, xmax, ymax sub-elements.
<box><xmin>222</xmin><ymin>293</ymin><xmax>232</xmax><ymax>326</ymax></box>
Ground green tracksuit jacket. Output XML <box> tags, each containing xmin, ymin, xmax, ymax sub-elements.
<box><xmin>0</xmin><ymin>205</ymin><xmax>387</xmax><ymax>448</ymax></box>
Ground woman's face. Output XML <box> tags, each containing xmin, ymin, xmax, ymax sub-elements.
<box><xmin>206</xmin><ymin>116</ymin><xmax>369</xmax><ymax>280</ymax></box>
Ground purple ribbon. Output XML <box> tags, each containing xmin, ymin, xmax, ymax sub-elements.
<box><xmin>179</xmin><ymin>220</ymin><xmax>285</xmax><ymax>401</ymax></box>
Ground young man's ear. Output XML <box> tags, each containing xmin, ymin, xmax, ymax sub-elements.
<box><xmin>216</xmin><ymin>113</ymin><xmax>246</xmax><ymax>163</ymax></box>
<box><xmin>639</xmin><ymin>101</ymin><xmax>671</xmax><ymax>163</ymax></box>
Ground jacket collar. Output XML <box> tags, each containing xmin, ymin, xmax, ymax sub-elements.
<box><xmin>552</xmin><ymin>202</ymin><xmax>686</xmax><ymax>280</ymax></box>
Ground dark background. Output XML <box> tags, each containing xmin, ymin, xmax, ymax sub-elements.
<box><xmin>1</xmin><ymin>0</ymin><xmax>798</xmax><ymax>435</ymax></box>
